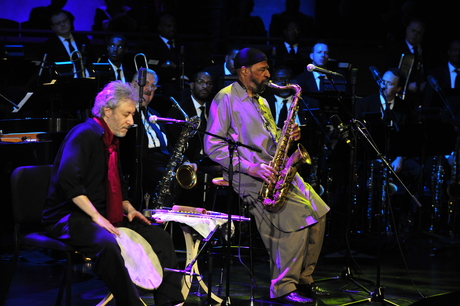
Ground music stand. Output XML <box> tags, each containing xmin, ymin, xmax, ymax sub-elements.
<box><xmin>91</xmin><ymin>62</ymin><xmax>113</xmax><ymax>90</ymax></box>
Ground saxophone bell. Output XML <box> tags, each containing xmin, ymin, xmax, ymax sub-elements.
<box><xmin>176</xmin><ymin>164</ymin><xmax>198</xmax><ymax>189</ymax></box>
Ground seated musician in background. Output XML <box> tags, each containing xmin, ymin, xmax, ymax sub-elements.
<box><xmin>41</xmin><ymin>9</ymin><xmax>94</xmax><ymax>79</ymax></box>
<box><xmin>119</xmin><ymin>69</ymin><xmax>196</xmax><ymax>209</ymax></box>
<box><xmin>167</xmin><ymin>71</ymin><xmax>222</xmax><ymax>208</ymax></box>
<box><xmin>42</xmin><ymin>81</ymin><xmax>184</xmax><ymax>306</ymax></box>
<box><xmin>98</xmin><ymin>33</ymin><xmax>135</xmax><ymax>84</ymax></box>
<box><xmin>205</xmin><ymin>47</ymin><xmax>330</xmax><ymax>305</ymax></box>
<box><xmin>355</xmin><ymin>67</ymin><xmax>422</xmax><ymax>232</ymax></box>
<box><xmin>202</xmin><ymin>47</ymin><xmax>240</xmax><ymax>99</ymax></box>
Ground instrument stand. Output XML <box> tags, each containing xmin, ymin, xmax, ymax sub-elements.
<box><xmin>317</xmin><ymin>74</ymin><xmax>375</xmax><ymax>292</ymax></box>
<box><xmin>340</xmin><ymin>120</ymin><xmax>422</xmax><ymax>306</ymax></box>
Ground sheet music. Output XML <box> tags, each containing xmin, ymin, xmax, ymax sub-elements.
<box><xmin>12</xmin><ymin>92</ymin><xmax>33</xmax><ymax>113</ymax></box>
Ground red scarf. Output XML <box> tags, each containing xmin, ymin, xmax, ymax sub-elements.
<box><xmin>94</xmin><ymin>117</ymin><xmax>123</xmax><ymax>226</ymax></box>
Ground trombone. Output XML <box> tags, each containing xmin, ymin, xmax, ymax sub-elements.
<box><xmin>70</xmin><ymin>50</ymin><xmax>85</xmax><ymax>78</ymax></box>
<box><xmin>134</xmin><ymin>53</ymin><xmax>148</xmax><ymax>71</ymax></box>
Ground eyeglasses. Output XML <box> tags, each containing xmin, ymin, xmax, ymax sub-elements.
<box><xmin>52</xmin><ymin>18</ymin><xmax>69</xmax><ymax>26</ymax></box>
<box><xmin>108</xmin><ymin>44</ymin><xmax>125</xmax><ymax>50</ymax></box>
<box><xmin>195</xmin><ymin>80</ymin><xmax>213</xmax><ymax>87</ymax></box>
<box><xmin>145</xmin><ymin>84</ymin><xmax>157</xmax><ymax>90</ymax></box>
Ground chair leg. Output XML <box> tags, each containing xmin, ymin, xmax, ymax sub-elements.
<box><xmin>54</xmin><ymin>252</ymin><xmax>73</xmax><ymax>306</ymax></box>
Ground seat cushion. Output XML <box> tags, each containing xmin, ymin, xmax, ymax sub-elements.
<box><xmin>21</xmin><ymin>232</ymin><xmax>75</xmax><ymax>252</ymax></box>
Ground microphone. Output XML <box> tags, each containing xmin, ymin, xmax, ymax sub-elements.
<box><xmin>330</xmin><ymin>114</ymin><xmax>354</xmax><ymax>149</ymax></box>
<box><xmin>427</xmin><ymin>75</ymin><xmax>440</xmax><ymax>91</ymax></box>
<box><xmin>38</xmin><ymin>53</ymin><xmax>47</xmax><ymax>77</ymax></box>
<box><xmin>369</xmin><ymin>66</ymin><xmax>384</xmax><ymax>86</ymax></box>
<box><xmin>149</xmin><ymin>115</ymin><xmax>196</xmax><ymax>126</ymax></box>
<box><xmin>306</xmin><ymin>64</ymin><xmax>343</xmax><ymax>76</ymax></box>
<box><xmin>138</xmin><ymin>68</ymin><xmax>147</xmax><ymax>87</ymax></box>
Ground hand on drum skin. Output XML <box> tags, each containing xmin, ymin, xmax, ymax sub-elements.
<box><xmin>289</xmin><ymin>123</ymin><xmax>301</xmax><ymax>141</ymax></box>
<box><xmin>127</xmin><ymin>210</ymin><xmax>151</xmax><ymax>225</ymax></box>
<box><xmin>93</xmin><ymin>214</ymin><xmax>120</xmax><ymax>236</ymax></box>
<box><xmin>248</xmin><ymin>163</ymin><xmax>278</xmax><ymax>184</ymax></box>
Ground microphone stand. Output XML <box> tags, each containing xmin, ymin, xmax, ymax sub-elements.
<box><xmin>135</xmin><ymin>68</ymin><xmax>147</xmax><ymax>210</ymax></box>
<box><xmin>0</xmin><ymin>92</ymin><xmax>19</xmax><ymax>109</ymax></box>
<box><xmin>172</xmin><ymin>121</ymin><xmax>260</xmax><ymax>304</ymax></box>
<box><xmin>340</xmin><ymin>120</ymin><xmax>421</xmax><ymax>306</ymax></box>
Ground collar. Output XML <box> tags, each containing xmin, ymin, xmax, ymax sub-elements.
<box><xmin>284</xmin><ymin>41</ymin><xmax>298</xmax><ymax>49</ymax></box>
<box><xmin>58</xmin><ymin>33</ymin><xmax>74</xmax><ymax>43</ymax></box>
<box><xmin>191</xmin><ymin>95</ymin><xmax>205</xmax><ymax>111</ymax></box>
<box><xmin>448</xmin><ymin>61</ymin><xmax>458</xmax><ymax>73</ymax></box>
<box><xmin>108</xmin><ymin>58</ymin><xmax>123</xmax><ymax>70</ymax></box>
<box><xmin>274</xmin><ymin>95</ymin><xmax>292</xmax><ymax>104</ymax></box>
<box><xmin>224</xmin><ymin>62</ymin><xmax>233</xmax><ymax>75</ymax></box>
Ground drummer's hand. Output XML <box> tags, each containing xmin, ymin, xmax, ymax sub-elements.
<box><xmin>93</xmin><ymin>214</ymin><xmax>120</xmax><ymax>236</ymax></box>
<box><xmin>127</xmin><ymin>210</ymin><xmax>151</xmax><ymax>225</ymax></box>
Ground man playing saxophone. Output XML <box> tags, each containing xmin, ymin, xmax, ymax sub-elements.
<box><xmin>204</xmin><ymin>48</ymin><xmax>330</xmax><ymax>305</ymax></box>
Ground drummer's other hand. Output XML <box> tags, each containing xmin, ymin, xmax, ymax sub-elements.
<box><xmin>93</xmin><ymin>214</ymin><xmax>120</xmax><ymax>236</ymax></box>
<box><xmin>127</xmin><ymin>210</ymin><xmax>151</xmax><ymax>225</ymax></box>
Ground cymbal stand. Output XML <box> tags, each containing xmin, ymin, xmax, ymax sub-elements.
<box><xmin>341</xmin><ymin>120</ymin><xmax>421</xmax><ymax>306</ymax></box>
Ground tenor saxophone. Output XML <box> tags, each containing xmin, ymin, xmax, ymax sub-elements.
<box><xmin>259</xmin><ymin>82</ymin><xmax>311</xmax><ymax>212</ymax></box>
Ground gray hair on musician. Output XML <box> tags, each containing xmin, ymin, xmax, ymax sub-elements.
<box><xmin>92</xmin><ymin>80</ymin><xmax>137</xmax><ymax>117</ymax></box>
<box><xmin>131</xmin><ymin>68</ymin><xmax>159</xmax><ymax>86</ymax></box>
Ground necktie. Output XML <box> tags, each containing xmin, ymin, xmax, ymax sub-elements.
<box><xmin>65</xmin><ymin>38</ymin><xmax>75</xmax><ymax>54</ymax></box>
<box><xmin>455</xmin><ymin>70</ymin><xmax>460</xmax><ymax>89</ymax></box>
<box><xmin>142</xmin><ymin>107</ymin><xmax>169</xmax><ymax>154</ymax></box>
<box><xmin>199</xmin><ymin>105</ymin><xmax>207</xmax><ymax>130</ymax></box>
<box><xmin>116</xmin><ymin>68</ymin><xmax>121</xmax><ymax>81</ymax></box>
<box><xmin>278</xmin><ymin>99</ymin><xmax>288</xmax><ymax>128</ymax></box>
<box><xmin>289</xmin><ymin>45</ymin><xmax>295</xmax><ymax>56</ymax></box>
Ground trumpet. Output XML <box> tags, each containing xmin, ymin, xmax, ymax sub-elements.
<box><xmin>70</xmin><ymin>50</ymin><xmax>85</xmax><ymax>78</ymax></box>
<box><xmin>134</xmin><ymin>53</ymin><xmax>148</xmax><ymax>71</ymax></box>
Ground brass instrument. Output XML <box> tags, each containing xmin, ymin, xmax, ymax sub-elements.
<box><xmin>134</xmin><ymin>53</ymin><xmax>149</xmax><ymax>71</ymax></box>
<box><xmin>70</xmin><ymin>50</ymin><xmax>85</xmax><ymax>78</ymax></box>
<box><xmin>149</xmin><ymin>97</ymin><xmax>200</xmax><ymax>209</ymax></box>
<box><xmin>259</xmin><ymin>82</ymin><xmax>311</xmax><ymax>212</ymax></box>
<box><xmin>398</xmin><ymin>53</ymin><xmax>414</xmax><ymax>100</ymax></box>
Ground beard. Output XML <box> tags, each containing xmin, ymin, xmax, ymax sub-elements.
<box><xmin>249</xmin><ymin>77</ymin><xmax>268</xmax><ymax>95</ymax></box>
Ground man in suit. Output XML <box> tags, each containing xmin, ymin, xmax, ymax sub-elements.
<box><xmin>384</xmin><ymin>17</ymin><xmax>437</xmax><ymax>111</ymax></box>
<box><xmin>41</xmin><ymin>9</ymin><xmax>93</xmax><ymax>79</ymax></box>
<box><xmin>355</xmin><ymin>68</ymin><xmax>421</xmax><ymax>231</ymax></box>
<box><xmin>424</xmin><ymin>39</ymin><xmax>460</xmax><ymax>116</ymax></box>
<box><xmin>143</xmin><ymin>14</ymin><xmax>195</xmax><ymax>116</ymax></box>
<box><xmin>120</xmin><ymin>69</ymin><xmax>196</xmax><ymax>209</ymax></box>
<box><xmin>203</xmin><ymin>48</ymin><xmax>239</xmax><ymax>99</ymax></box>
<box><xmin>167</xmin><ymin>71</ymin><xmax>222</xmax><ymax>207</ymax></box>
<box><xmin>101</xmin><ymin>33</ymin><xmax>135</xmax><ymax>84</ymax></box>
<box><xmin>271</xmin><ymin>21</ymin><xmax>309</xmax><ymax>77</ymax></box>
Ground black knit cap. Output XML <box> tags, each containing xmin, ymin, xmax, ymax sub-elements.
<box><xmin>234</xmin><ymin>47</ymin><xmax>268</xmax><ymax>69</ymax></box>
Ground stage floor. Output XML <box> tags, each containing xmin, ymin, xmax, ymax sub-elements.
<box><xmin>1</xmin><ymin>225</ymin><xmax>460</xmax><ymax>306</ymax></box>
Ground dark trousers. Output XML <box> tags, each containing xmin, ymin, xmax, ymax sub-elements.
<box><xmin>46</xmin><ymin>213</ymin><xmax>184</xmax><ymax>306</ymax></box>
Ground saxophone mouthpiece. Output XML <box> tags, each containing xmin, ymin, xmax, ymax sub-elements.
<box><xmin>267</xmin><ymin>81</ymin><xmax>282</xmax><ymax>89</ymax></box>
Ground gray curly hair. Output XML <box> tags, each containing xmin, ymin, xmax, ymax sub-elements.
<box><xmin>91</xmin><ymin>81</ymin><xmax>137</xmax><ymax>117</ymax></box>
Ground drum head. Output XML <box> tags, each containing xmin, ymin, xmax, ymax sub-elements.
<box><xmin>115</xmin><ymin>227</ymin><xmax>163</xmax><ymax>290</ymax></box>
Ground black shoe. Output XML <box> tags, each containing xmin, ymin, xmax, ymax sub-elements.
<box><xmin>276</xmin><ymin>290</ymin><xmax>315</xmax><ymax>305</ymax></box>
<box><xmin>297</xmin><ymin>282</ymin><xmax>331</xmax><ymax>297</ymax></box>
